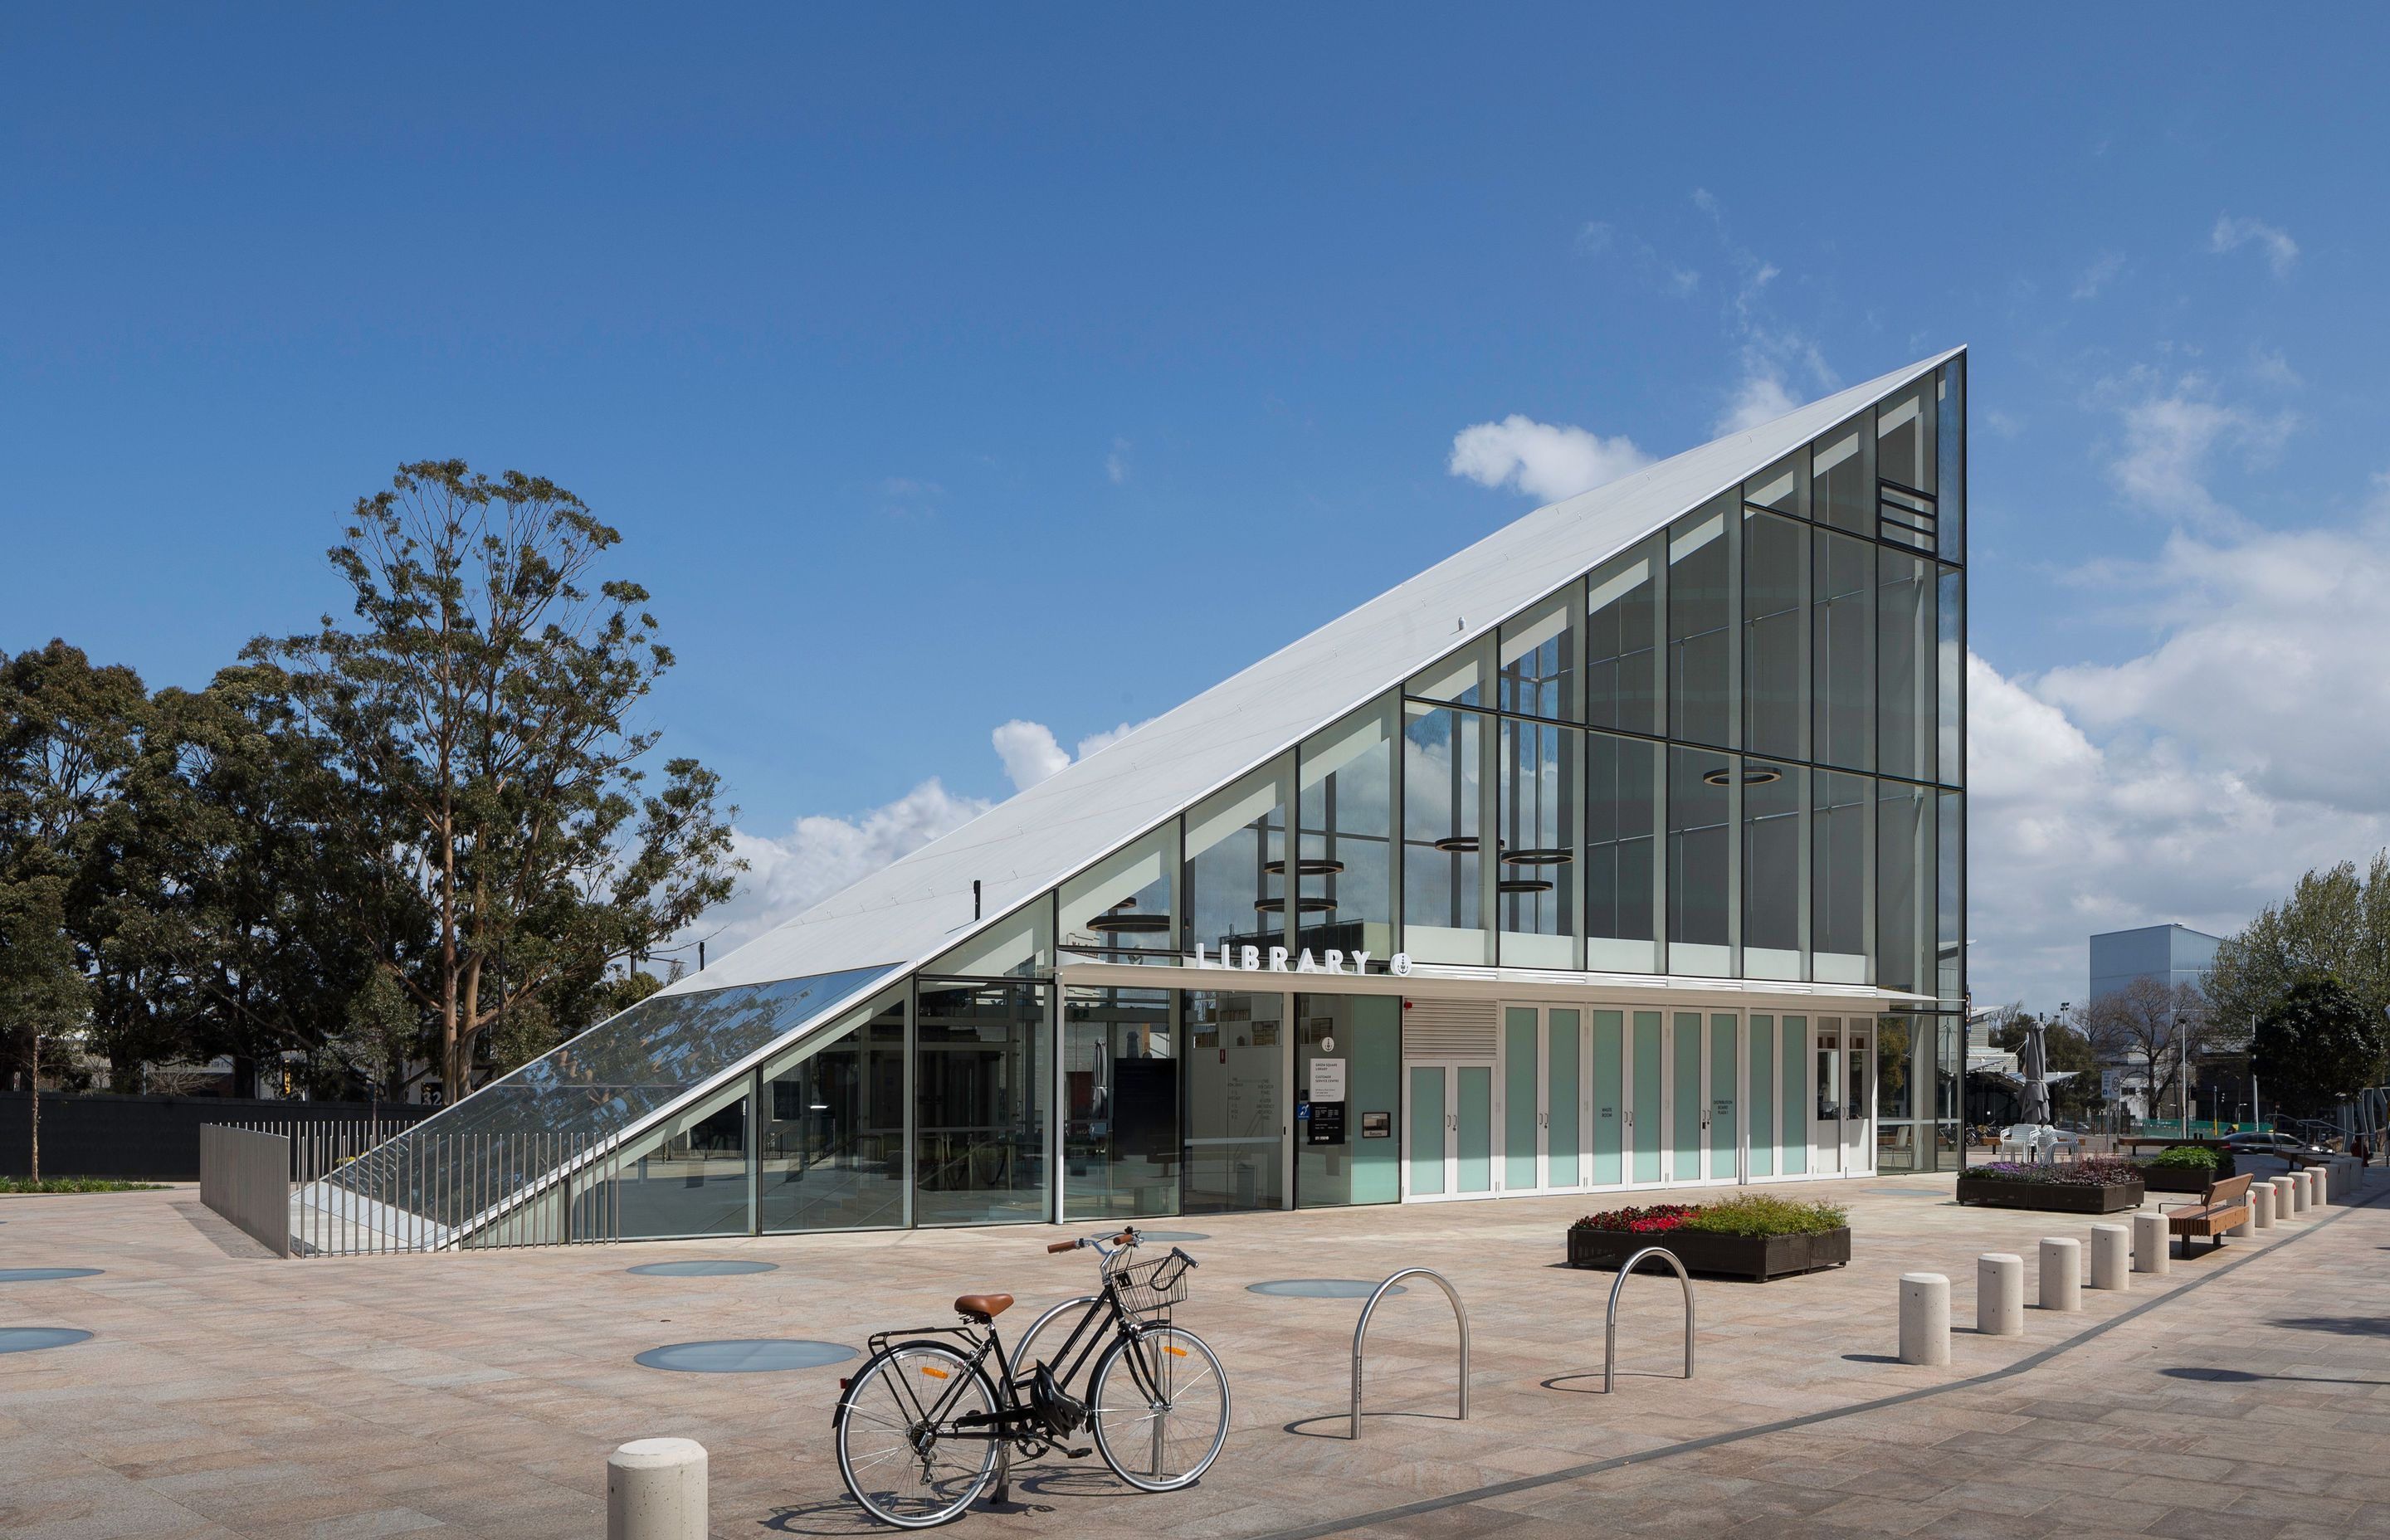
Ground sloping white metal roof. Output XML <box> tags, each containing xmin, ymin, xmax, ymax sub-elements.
<box><xmin>678</xmin><ymin>348</ymin><xmax>1961</xmax><ymax>997</ymax></box>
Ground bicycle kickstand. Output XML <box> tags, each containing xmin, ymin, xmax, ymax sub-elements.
<box><xmin>990</xmin><ymin>1441</ymin><xmax>1012</xmax><ymax>1506</ymax></box>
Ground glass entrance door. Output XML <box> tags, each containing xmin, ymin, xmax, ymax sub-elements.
<box><xmin>1404</xmin><ymin>1062</ymin><xmax>1493</xmax><ymax>1200</ymax></box>
<box><xmin>1812</xmin><ymin>1017</ymin><xmax>1875</xmax><ymax>1175</ymax></box>
<box><xmin>1183</xmin><ymin>991</ymin><xmax>1286</xmax><ymax>1212</ymax></box>
<box><xmin>1589</xmin><ymin>1010</ymin><xmax>1625</xmax><ymax>1187</ymax></box>
<box><xmin>1629</xmin><ymin>1011</ymin><xmax>1664</xmax><ymax>1185</ymax></box>
<box><xmin>1667</xmin><ymin>1012</ymin><xmax>1704</xmax><ymax>1186</ymax></box>
<box><xmin>1500</xmin><ymin>1006</ymin><xmax>1587</xmax><ymax>1196</ymax></box>
<box><xmin>1707</xmin><ymin>1013</ymin><xmax>1741</xmax><ymax>1183</ymax></box>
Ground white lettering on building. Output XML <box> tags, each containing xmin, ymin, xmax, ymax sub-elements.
<box><xmin>1190</xmin><ymin>943</ymin><xmax>1407</xmax><ymax>977</ymax></box>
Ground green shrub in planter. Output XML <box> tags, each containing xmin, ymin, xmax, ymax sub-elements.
<box><xmin>1675</xmin><ymin>1194</ymin><xmax>1849</xmax><ymax>1237</ymax></box>
<box><xmin>2149</xmin><ymin>1144</ymin><xmax>2217</xmax><ymax>1170</ymax></box>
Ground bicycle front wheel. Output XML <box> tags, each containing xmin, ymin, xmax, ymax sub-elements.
<box><xmin>834</xmin><ymin>1340</ymin><xmax>1000</xmax><ymax>1528</ymax></box>
<box><xmin>1088</xmin><ymin>1323</ymin><xmax>1229</xmax><ymax>1491</ymax></box>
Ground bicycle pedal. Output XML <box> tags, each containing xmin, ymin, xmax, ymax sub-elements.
<box><xmin>1063</xmin><ymin>1446</ymin><xmax>1093</xmax><ymax>1459</ymax></box>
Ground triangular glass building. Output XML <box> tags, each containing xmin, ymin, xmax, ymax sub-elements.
<box><xmin>340</xmin><ymin>348</ymin><xmax>1968</xmax><ymax>1245</ymax></box>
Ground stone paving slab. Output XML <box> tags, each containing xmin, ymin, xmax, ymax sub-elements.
<box><xmin>2</xmin><ymin>1168</ymin><xmax>2386</xmax><ymax>1538</ymax></box>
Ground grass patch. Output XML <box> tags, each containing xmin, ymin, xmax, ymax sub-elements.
<box><xmin>0</xmin><ymin>1177</ymin><xmax>168</xmax><ymax>1195</ymax></box>
<box><xmin>2149</xmin><ymin>1144</ymin><xmax>2219</xmax><ymax>1169</ymax></box>
<box><xmin>1677</xmin><ymin>1193</ymin><xmax>1849</xmax><ymax>1237</ymax></box>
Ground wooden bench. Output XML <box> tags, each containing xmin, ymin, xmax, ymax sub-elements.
<box><xmin>2164</xmin><ymin>1172</ymin><xmax>2254</xmax><ymax>1256</ymax></box>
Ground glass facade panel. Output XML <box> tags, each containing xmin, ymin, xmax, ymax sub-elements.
<box><xmin>1812</xmin><ymin>416</ymin><xmax>1875</xmax><ymax>534</ymax></box>
<box><xmin>914</xmin><ymin>979</ymin><xmax>1049</xmax><ymax>1226</ymax></box>
<box><xmin>1745</xmin><ymin>449</ymin><xmax>1808</xmax><ymax>519</ymax></box>
<box><xmin>1939</xmin><ymin>565</ymin><xmax>1963</xmax><ymax>785</ymax></box>
<box><xmin>1184</xmin><ymin>758</ymin><xmax>1292</xmax><ymax>962</ymax></box>
<box><xmin>1743</xmin><ymin>508</ymin><xmax>1809</xmax><ymax>760</ymax></box>
<box><xmin>611</xmin><ymin>1079</ymin><xmax>753</xmax><ymax>1240</ymax></box>
<box><xmin>1402</xmin><ymin>703</ymin><xmax>1489</xmax><ymax>963</ymax></box>
<box><xmin>1059</xmin><ymin>824</ymin><xmax>1178</xmax><ymax>965</ymax></box>
<box><xmin>1939</xmin><ymin>789</ymin><xmax>1963</xmax><ymax>1006</ymax></box>
<box><xmin>1743</xmin><ymin>761</ymin><xmax>1806</xmax><ymax>982</ymax></box>
<box><xmin>1500</xmin><ymin>591</ymin><xmax>1578</xmax><ymax>720</ymax></box>
<box><xmin>930</xmin><ymin>901</ymin><xmax>1053</xmax><ymax>978</ymax></box>
<box><xmin>1498</xmin><ymin>717</ymin><xmax>1578</xmax><ymax>968</ymax></box>
<box><xmin>1667</xmin><ymin>747</ymin><xmax>1734</xmax><ymax>976</ymax></box>
<box><xmin>1813</xmin><ymin>770</ymin><xmax>1871</xmax><ymax>985</ymax></box>
<box><xmin>760</xmin><ymin>997</ymin><xmax>906</xmax><ymax>1232</ymax></box>
<box><xmin>1407</xmin><ymin>635</ymin><xmax>1493</xmax><ymax>708</ymax></box>
<box><xmin>1937</xmin><ymin>362</ymin><xmax>1964</xmax><ymax>562</ymax></box>
<box><xmin>1297</xmin><ymin>994</ymin><xmax>1398</xmax><ymax>1206</ymax></box>
<box><xmin>1297</xmin><ymin>701</ymin><xmax>1395</xmax><ymax>965</ymax></box>
<box><xmin>1183</xmin><ymin>989</ymin><xmax>1286</xmax><ymax>1212</ymax></box>
<box><xmin>1584</xmin><ymin>730</ymin><xmax>1660</xmax><ymax>972</ymax></box>
<box><xmin>1875</xmin><ymin>381</ymin><xmax>1935</xmax><ymax>494</ymax></box>
<box><xmin>1875</xmin><ymin>782</ymin><xmax>1935</xmax><ymax>997</ymax></box>
<box><xmin>1812</xmin><ymin>529</ymin><xmax>1875</xmax><ymax>772</ymax></box>
<box><xmin>1585</xmin><ymin>536</ymin><xmax>1662</xmax><ymax>736</ymax></box>
<box><xmin>1875</xmin><ymin>1014</ymin><xmax>1917</xmax><ymax>1174</ymax></box>
<box><xmin>1877</xmin><ymin>548</ymin><xmax>1937</xmax><ymax>782</ymax></box>
<box><xmin>1063</xmin><ymin>987</ymin><xmax>1178</xmax><ymax>1221</ymax></box>
<box><xmin>1668</xmin><ymin>495</ymin><xmax>1736</xmax><ymax>748</ymax></box>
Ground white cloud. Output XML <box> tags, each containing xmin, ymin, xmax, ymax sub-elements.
<box><xmin>2098</xmin><ymin>368</ymin><xmax>2296</xmax><ymax>529</ymax></box>
<box><xmin>1446</xmin><ymin>416</ymin><xmax>1654</xmax><ymax>504</ymax></box>
<box><xmin>2208</xmin><ymin>214</ymin><xmax>2300</xmax><ymax>277</ymax></box>
<box><xmin>1716</xmin><ymin>368</ymin><xmax>1802</xmax><ymax>434</ymax></box>
<box><xmin>1105</xmin><ymin>436</ymin><xmax>1130</xmax><ymax>485</ymax></box>
<box><xmin>993</xmin><ymin>715</ymin><xmax>1150</xmax><ymax>791</ymax></box>
<box><xmin>2071</xmin><ymin>251</ymin><xmax>2126</xmax><ymax>300</ymax></box>
<box><xmin>1576</xmin><ymin>221</ymin><xmax>1613</xmax><ymax>254</ymax></box>
<box><xmin>693</xmin><ymin>777</ymin><xmax>993</xmax><ymax>958</ymax></box>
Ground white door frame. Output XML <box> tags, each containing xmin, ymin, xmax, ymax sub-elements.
<box><xmin>1494</xmin><ymin>1003</ymin><xmax>1593</xmax><ymax>1198</ymax></box>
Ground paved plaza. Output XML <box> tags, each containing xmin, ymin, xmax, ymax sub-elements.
<box><xmin>3</xmin><ymin>1171</ymin><xmax>2388</xmax><ymax>1539</ymax></box>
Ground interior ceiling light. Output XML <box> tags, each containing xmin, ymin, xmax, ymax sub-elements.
<box><xmin>1262</xmin><ymin>857</ymin><xmax>1348</xmax><ymax>875</ymax></box>
<box><xmin>1500</xmin><ymin>847</ymin><xmax>1574</xmax><ymax>866</ymax></box>
<box><xmin>1702</xmin><ymin>767</ymin><xmax>1785</xmax><ymax>787</ymax></box>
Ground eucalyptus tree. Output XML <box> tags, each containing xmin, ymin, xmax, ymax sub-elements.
<box><xmin>263</xmin><ymin>461</ymin><xmax>742</xmax><ymax>1100</ymax></box>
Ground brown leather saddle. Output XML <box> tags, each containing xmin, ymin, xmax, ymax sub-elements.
<box><xmin>954</xmin><ymin>1292</ymin><xmax>1013</xmax><ymax>1323</ymax></box>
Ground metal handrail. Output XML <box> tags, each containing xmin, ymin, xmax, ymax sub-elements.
<box><xmin>1604</xmin><ymin>1245</ymin><xmax>1695</xmax><ymax>1393</ymax></box>
<box><xmin>1349</xmin><ymin>1268</ymin><xmax>1467</xmax><ymax>1439</ymax></box>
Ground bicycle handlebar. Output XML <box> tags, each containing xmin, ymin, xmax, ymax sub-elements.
<box><xmin>1045</xmin><ymin>1227</ymin><xmax>1139</xmax><ymax>1255</ymax></box>
<box><xmin>1045</xmin><ymin>1240</ymin><xmax>1078</xmax><ymax>1254</ymax></box>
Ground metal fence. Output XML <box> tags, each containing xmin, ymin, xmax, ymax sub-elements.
<box><xmin>200</xmin><ymin>1120</ymin><xmax>626</xmax><ymax>1256</ymax></box>
<box><xmin>198</xmin><ymin>1124</ymin><xmax>293</xmax><ymax>1256</ymax></box>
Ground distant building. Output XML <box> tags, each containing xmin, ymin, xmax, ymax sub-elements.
<box><xmin>2089</xmin><ymin>924</ymin><xmax>2222</xmax><ymax>1004</ymax></box>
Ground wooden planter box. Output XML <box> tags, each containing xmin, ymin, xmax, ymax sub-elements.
<box><xmin>2139</xmin><ymin>1165</ymin><xmax>2217</xmax><ymax>1193</ymax></box>
<box><xmin>1565</xmin><ymin>1225</ymin><xmax>1852</xmax><ymax>1282</ymax></box>
<box><xmin>1953</xmin><ymin>1175</ymin><xmax>2144</xmax><ymax>1213</ymax></box>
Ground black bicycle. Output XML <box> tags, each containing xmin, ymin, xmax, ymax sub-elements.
<box><xmin>832</xmin><ymin>1227</ymin><xmax>1230</xmax><ymax>1528</ymax></box>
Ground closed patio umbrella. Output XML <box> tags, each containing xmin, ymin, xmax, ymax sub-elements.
<box><xmin>2018</xmin><ymin>1018</ymin><xmax>2053</xmax><ymax>1128</ymax></box>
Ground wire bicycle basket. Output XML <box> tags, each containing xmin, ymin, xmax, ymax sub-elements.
<box><xmin>1108</xmin><ymin>1248</ymin><xmax>1193</xmax><ymax>1317</ymax></box>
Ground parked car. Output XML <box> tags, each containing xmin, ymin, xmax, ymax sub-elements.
<box><xmin>2222</xmin><ymin>1130</ymin><xmax>2324</xmax><ymax>1154</ymax></box>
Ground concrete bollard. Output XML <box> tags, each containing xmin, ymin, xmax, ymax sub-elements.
<box><xmin>607</xmin><ymin>1438</ymin><xmax>707</xmax><ymax>1540</ymax></box>
<box><xmin>2251</xmin><ymin>1180</ymin><xmax>2274</xmax><ymax>1230</ymax></box>
<box><xmin>2089</xmin><ymin>1223</ymin><xmax>2130</xmax><ymax>1290</ymax></box>
<box><xmin>2038</xmin><ymin>1237</ymin><xmax>2082</xmax><ymax>1313</ymax></box>
<box><xmin>2132</xmin><ymin>1211</ymin><xmax>2170</xmax><ymax>1274</ymax></box>
<box><xmin>2271</xmin><ymin>1175</ymin><xmax>2300</xmax><ymax>1218</ymax></box>
<box><xmin>2230</xmin><ymin>1195</ymin><xmax>2256</xmax><ymax>1238</ymax></box>
<box><xmin>2292</xmin><ymin>1171</ymin><xmax>2313</xmax><ymax>1213</ymax></box>
<box><xmin>2311</xmin><ymin>1165</ymin><xmax>2329</xmax><ymax>1206</ymax></box>
<box><xmin>1977</xmin><ymin>1253</ymin><xmax>2024</xmax><ymax>1336</ymax></box>
<box><xmin>1900</xmin><ymin>1273</ymin><xmax>1950</xmax><ymax>1366</ymax></box>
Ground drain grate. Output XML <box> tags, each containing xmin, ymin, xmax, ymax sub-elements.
<box><xmin>1248</xmin><ymin>1279</ymin><xmax>1407</xmax><ymax>1299</ymax></box>
<box><xmin>0</xmin><ymin>1328</ymin><xmax>93</xmax><ymax>1354</ymax></box>
<box><xmin>626</xmin><ymin>1260</ymin><xmax>779</xmax><ymax>1277</ymax></box>
<box><xmin>0</xmin><ymin>1268</ymin><xmax>104</xmax><ymax>1283</ymax></box>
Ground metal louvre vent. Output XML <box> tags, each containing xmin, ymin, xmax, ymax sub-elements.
<box><xmin>1401</xmin><ymin>999</ymin><xmax>1498</xmax><ymax>1061</ymax></box>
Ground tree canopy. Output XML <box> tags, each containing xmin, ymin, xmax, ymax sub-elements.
<box><xmin>2251</xmin><ymin>976</ymin><xmax>2389</xmax><ymax>1117</ymax></box>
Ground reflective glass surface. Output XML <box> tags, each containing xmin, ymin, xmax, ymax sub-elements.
<box><xmin>1059</xmin><ymin>824</ymin><xmax>1178</xmax><ymax>964</ymax></box>
<box><xmin>760</xmin><ymin>996</ymin><xmax>906</xmax><ymax>1232</ymax></box>
<box><xmin>1585</xmin><ymin>536</ymin><xmax>1661</xmax><ymax>735</ymax></box>
<box><xmin>1498</xmin><ymin>717</ymin><xmax>1578</xmax><ymax>967</ymax></box>
<box><xmin>608</xmin><ymin>1082</ymin><xmax>753</xmax><ymax>1240</ymax></box>
<box><xmin>1667</xmin><ymin>496</ymin><xmax>1736</xmax><ymax>748</ymax></box>
<box><xmin>1184</xmin><ymin>759</ymin><xmax>1292</xmax><ymax>962</ymax></box>
<box><xmin>1875</xmin><ymin>782</ymin><xmax>1935</xmax><ymax>996</ymax></box>
<box><xmin>1877</xmin><ymin>549</ymin><xmax>1936</xmax><ymax>782</ymax></box>
<box><xmin>1812</xmin><ymin>771</ymin><xmax>1871</xmax><ymax>985</ymax></box>
<box><xmin>1584</xmin><ymin>731</ymin><xmax>1659</xmax><ymax>971</ymax></box>
<box><xmin>1812</xmin><ymin>417</ymin><xmax>1875</xmax><ymax>534</ymax></box>
<box><xmin>1295</xmin><ymin>994</ymin><xmax>1399</xmax><ymax>1207</ymax></box>
<box><xmin>1402</xmin><ymin>703</ymin><xmax>1487</xmax><ymax>963</ymax></box>
<box><xmin>1183</xmin><ymin>990</ymin><xmax>1286</xmax><ymax>1212</ymax></box>
<box><xmin>1743</xmin><ymin>760</ymin><xmax>1806</xmax><ymax>981</ymax></box>
<box><xmin>332</xmin><ymin>964</ymin><xmax>897</xmax><ymax>1227</ymax></box>
<box><xmin>1743</xmin><ymin>509</ymin><xmax>1809</xmax><ymax>760</ymax></box>
<box><xmin>1812</xmin><ymin>529</ymin><xmax>1875</xmax><ymax>772</ymax></box>
<box><xmin>915</xmin><ymin>979</ymin><xmax>1049</xmax><ymax>1226</ymax></box>
<box><xmin>1500</xmin><ymin>592</ymin><xmax>1578</xmax><ymax>720</ymax></box>
<box><xmin>1667</xmin><ymin>747</ymin><xmax>1734</xmax><ymax>975</ymax></box>
<box><xmin>1063</xmin><ymin>987</ymin><xmax>1178</xmax><ymax>1220</ymax></box>
<box><xmin>1298</xmin><ymin>701</ymin><xmax>1395</xmax><ymax>963</ymax></box>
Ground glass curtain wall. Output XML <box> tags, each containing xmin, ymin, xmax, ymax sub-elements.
<box><xmin>1059</xmin><ymin>825</ymin><xmax>1178</xmax><ymax>965</ymax></box>
<box><xmin>606</xmin><ymin>1078</ymin><xmax>754</xmax><ymax>1240</ymax></box>
<box><xmin>1063</xmin><ymin>987</ymin><xmax>1178</xmax><ymax>1220</ymax></box>
<box><xmin>1667</xmin><ymin>748</ymin><xmax>1734</xmax><ymax>976</ymax></box>
<box><xmin>1297</xmin><ymin>701</ymin><xmax>1395</xmax><ymax>965</ymax></box>
<box><xmin>1184</xmin><ymin>760</ymin><xmax>1293</xmax><ymax>964</ymax></box>
<box><xmin>1668</xmin><ymin>495</ymin><xmax>1737</xmax><ymax>748</ymax></box>
<box><xmin>760</xmin><ymin>996</ymin><xmax>906</xmax><ymax>1232</ymax></box>
<box><xmin>1584</xmin><ymin>732</ymin><xmax>1661</xmax><ymax>971</ymax></box>
<box><xmin>1402</xmin><ymin>702</ymin><xmax>1490</xmax><ymax>963</ymax></box>
<box><xmin>1183</xmin><ymin>989</ymin><xmax>1286</xmax><ymax>1211</ymax></box>
<box><xmin>914</xmin><ymin>978</ymin><xmax>1049</xmax><ymax>1226</ymax></box>
<box><xmin>1498</xmin><ymin>717</ymin><xmax>1578</xmax><ymax>967</ymax></box>
<box><xmin>1586</xmin><ymin>537</ymin><xmax>1662</xmax><ymax>735</ymax></box>
<box><xmin>1295</xmin><ymin>993</ymin><xmax>1400</xmax><ymax>1206</ymax></box>
<box><xmin>1744</xmin><ymin>761</ymin><xmax>1806</xmax><ymax>981</ymax></box>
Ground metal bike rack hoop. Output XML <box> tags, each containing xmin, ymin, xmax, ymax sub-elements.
<box><xmin>1604</xmin><ymin>1245</ymin><xmax>1695</xmax><ymax>1393</ymax></box>
<box><xmin>1349</xmin><ymin>1268</ymin><xmax>1468</xmax><ymax>1439</ymax></box>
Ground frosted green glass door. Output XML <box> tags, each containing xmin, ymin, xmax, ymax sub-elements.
<box><xmin>1456</xmin><ymin>1066</ymin><xmax>1493</xmax><ymax>1194</ymax></box>
<box><xmin>1503</xmin><ymin>1009</ymin><xmax>1539</xmax><ymax>1193</ymax></box>
<box><xmin>1708</xmin><ymin>1014</ymin><xmax>1739</xmax><ymax>1182</ymax></box>
<box><xmin>1590</xmin><ymin>1011</ymin><xmax>1624</xmax><ymax>1186</ymax></box>
<box><xmin>1631</xmin><ymin>1011</ymin><xmax>1664</xmax><ymax>1184</ymax></box>
<box><xmin>1670</xmin><ymin>1012</ymin><xmax>1703</xmax><ymax>1184</ymax></box>
<box><xmin>1749</xmin><ymin>1016</ymin><xmax>1776</xmax><ymax>1178</ymax></box>
<box><xmin>1779</xmin><ymin>1016</ymin><xmax>1808</xmax><ymax>1176</ymax></box>
<box><xmin>1407</xmin><ymin>1065</ymin><xmax>1446</xmax><ymax>1197</ymax></box>
<box><xmin>1546</xmin><ymin>1008</ymin><xmax>1582</xmax><ymax>1189</ymax></box>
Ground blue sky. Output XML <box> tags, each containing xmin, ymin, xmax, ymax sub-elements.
<box><xmin>7</xmin><ymin>6</ymin><xmax>2387</xmax><ymax>1009</ymax></box>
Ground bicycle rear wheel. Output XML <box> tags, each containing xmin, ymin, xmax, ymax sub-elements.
<box><xmin>1088</xmin><ymin>1323</ymin><xmax>1229</xmax><ymax>1491</ymax></box>
<box><xmin>834</xmin><ymin>1340</ymin><xmax>1000</xmax><ymax>1528</ymax></box>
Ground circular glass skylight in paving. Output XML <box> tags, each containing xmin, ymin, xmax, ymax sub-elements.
<box><xmin>1134</xmin><ymin>1231</ymin><xmax>1210</xmax><ymax>1243</ymax></box>
<box><xmin>1246</xmin><ymin>1279</ymin><xmax>1407</xmax><ymax>1299</ymax></box>
<box><xmin>635</xmin><ymin>1338</ymin><xmax>856</xmax><ymax>1373</ymax></box>
<box><xmin>0</xmin><ymin>1268</ymin><xmax>104</xmax><ymax>1283</ymax></box>
<box><xmin>626</xmin><ymin>1260</ymin><xmax>780</xmax><ymax>1277</ymax></box>
<box><xmin>0</xmin><ymin>1328</ymin><xmax>93</xmax><ymax>1354</ymax></box>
